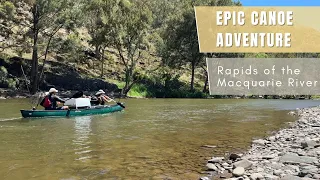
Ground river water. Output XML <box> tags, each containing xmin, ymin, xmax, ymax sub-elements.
<box><xmin>0</xmin><ymin>98</ymin><xmax>319</xmax><ymax>180</ymax></box>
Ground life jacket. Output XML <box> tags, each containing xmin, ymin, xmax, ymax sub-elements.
<box><xmin>42</xmin><ymin>96</ymin><xmax>52</xmax><ymax>108</ymax></box>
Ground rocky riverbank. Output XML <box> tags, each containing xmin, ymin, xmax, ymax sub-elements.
<box><xmin>200</xmin><ymin>107</ymin><xmax>320</xmax><ymax>180</ymax></box>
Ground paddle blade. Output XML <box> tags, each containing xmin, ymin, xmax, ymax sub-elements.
<box><xmin>66</xmin><ymin>109</ymin><xmax>71</xmax><ymax>117</ymax></box>
<box><xmin>117</xmin><ymin>102</ymin><xmax>125</xmax><ymax>108</ymax></box>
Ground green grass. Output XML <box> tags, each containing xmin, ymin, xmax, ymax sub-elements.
<box><xmin>127</xmin><ymin>84</ymin><xmax>147</xmax><ymax>98</ymax></box>
<box><xmin>311</xmin><ymin>95</ymin><xmax>320</xmax><ymax>99</ymax></box>
<box><xmin>107</xmin><ymin>79</ymin><xmax>125</xmax><ymax>89</ymax></box>
<box><xmin>107</xmin><ymin>79</ymin><xmax>147</xmax><ymax>98</ymax></box>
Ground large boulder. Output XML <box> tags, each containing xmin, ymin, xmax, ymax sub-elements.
<box><xmin>233</xmin><ymin>159</ymin><xmax>253</xmax><ymax>169</ymax></box>
<box><xmin>279</xmin><ymin>153</ymin><xmax>317</xmax><ymax>164</ymax></box>
<box><xmin>232</xmin><ymin>167</ymin><xmax>245</xmax><ymax>177</ymax></box>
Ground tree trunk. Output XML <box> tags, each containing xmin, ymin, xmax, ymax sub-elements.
<box><xmin>101</xmin><ymin>60</ymin><xmax>104</xmax><ymax>78</ymax></box>
<box><xmin>190</xmin><ymin>61</ymin><xmax>195</xmax><ymax>92</ymax></box>
<box><xmin>100</xmin><ymin>49</ymin><xmax>105</xmax><ymax>78</ymax></box>
<box><xmin>123</xmin><ymin>68</ymin><xmax>131</xmax><ymax>95</ymax></box>
<box><xmin>123</xmin><ymin>82</ymin><xmax>135</xmax><ymax>95</ymax></box>
<box><xmin>30</xmin><ymin>4</ymin><xmax>39</xmax><ymax>94</ymax></box>
<box><xmin>203</xmin><ymin>72</ymin><xmax>208</xmax><ymax>93</ymax></box>
<box><xmin>95</xmin><ymin>44</ymin><xmax>100</xmax><ymax>59</ymax></box>
<box><xmin>38</xmin><ymin>24</ymin><xmax>63</xmax><ymax>90</ymax></box>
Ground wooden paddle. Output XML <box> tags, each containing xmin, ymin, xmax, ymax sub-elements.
<box><xmin>110</xmin><ymin>99</ymin><xmax>125</xmax><ymax>108</ymax></box>
<box><xmin>100</xmin><ymin>94</ymin><xmax>125</xmax><ymax>108</ymax></box>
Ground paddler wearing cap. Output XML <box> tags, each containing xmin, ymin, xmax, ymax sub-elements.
<box><xmin>93</xmin><ymin>89</ymin><xmax>113</xmax><ymax>105</ymax></box>
<box><xmin>40</xmin><ymin>88</ymin><xmax>69</xmax><ymax>110</ymax></box>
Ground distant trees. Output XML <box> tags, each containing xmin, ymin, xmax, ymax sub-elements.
<box><xmin>84</xmin><ymin>0</ymin><xmax>117</xmax><ymax>77</ymax></box>
<box><xmin>161</xmin><ymin>0</ymin><xmax>241</xmax><ymax>92</ymax></box>
<box><xmin>0</xmin><ymin>1</ymin><xmax>15</xmax><ymax>44</ymax></box>
<box><xmin>8</xmin><ymin>0</ymin><xmax>318</xmax><ymax>98</ymax></box>
<box><xmin>0</xmin><ymin>0</ymin><xmax>82</xmax><ymax>93</ymax></box>
<box><xmin>108</xmin><ymin>0</ymin><xmax>152</xmax><ymax>95</ymax></box>
<box><xmin>84</xmin><ymin>0</ymin><xmax>153</xmax><ymax>95</ymax></box>
<box><xmin>81</xmin><ymin>0</ymin><xmax>245</xmax><ymax>95</ymax></box>
<box><xmin>162</xmin><ymin>10</ymin><xmax>203</xmax><ymax>92</ymax></box>
<box><xmin>0</xmin><ymin>1</ymin><xmax>24</xmax><ymax>52</ymax></box>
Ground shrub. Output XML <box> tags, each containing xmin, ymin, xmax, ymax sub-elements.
<box><xmin>7</xmin><ymin>78</ymin><xmax>17</xmax><ymax>89</ymax></box>
<box><xmin>0</xmin><ymin>66</ymin><xmax>8</xmax><ymax>81</ymax></box>
<box><xmin>0</xmin><ymin>1</ymin><xmax>15</xmax><ymax>19</ymax></box>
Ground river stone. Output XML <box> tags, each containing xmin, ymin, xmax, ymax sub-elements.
<box><xmin>222</xmin><ymin>162</ymin><xmax>230</xmax><ymax>167</ymax></box>
<box><xmin>280</xmin><ymin>175</ymin><xmax>301</xmax><ymax>180</ymax></box>
<box><xmin>268</xmin><ymin>136</ymin><xmax>276</xmax><ymax>142</ymax></box>
<box><xmin>284</xmin><ymin>169</ymin><xmax>295</xmax><ymax>175</ymax></box>
<box><xmin>199</xmin><ymin>177</ymin><xmax>210</xmax><ymax>180</ymax></box>
<box><xmin>285</xmin><ymin>165</ymin><xmax>300</xmax><ymax>173</ymax></box>
<box><xmin>274</xmin><ymin>170</ymin><xmax>284</xmax><ymax>176</ymax></box>
<box><xmin>288</xmin><ymin>111</ymin><xmax>296</xmax><ymax>116</ymax></box>
<box><xmin>301</xmin><ymin>140</ymin><xmax>317</xmax><ymax>149</ymax></box>
<box><xmin>232</xmin><ymin>167</ymin><xmax>245</xmax><ymax>177</ymax></box>
<box><xmin>269</xmin><ymin>162</ymin><xmax>282</xmax><ymax>169</ymax></box>
<box><xmin>206</xmin><ymin>163</ymin><xmax>218</xmax><ymax>171</ymax></box>
<box><xmin>298</xmin><ymin>165</ymin><xmax>319</xmax><ymax>177</ymax></box>
<box><xmin>230</xmin><ymin>154</ymin><xmax>241</xmax><ymax>161</ymax></box>
<box><xmin>233</xmin><ymin>159</ymin><xmax>253</xmax><ymax>169</ymax></box>
<box><xmin>257</xmin><ymin>167</ymin><xmax>264</xmax><ymax>173</ymax></box>
<box><xmin>297</xmin><ymin>151</ymin><xmax>307</xmax><ymax>156</ymax></box>
<box><xmin>253</xmin><ymin>139</ymin><xmax>266</xmax><ymax>146</ymax></box>
<box><xmin>300</xmin><ymin>165</ymin><xmax>317</xmax><ymax>171</ymax></box>
<box><xmin>208</xmin><ymin>157</ymin><xmax>224</xmax><ymax>163</ymax></box>
<box><xmin>264</xmin><ymin>174</ymin><xmax>280</xmax><ymax>180</ymax></box>
<box><xmin>262</xmin><ymin>155</ymin><xmax>276</xmax><ymax>160</ymax></box>
<box><xmin>250</xmin><ymin>173</ymin><xmax>264</xmax><ymax>180</ymax></box>
<box><xmin>202</xmin><ymin>145</ymin><xmax>217</xmax><ymax>148</ymax></box>
<box><xmin>279</xmin><ymin>153</ymin><xmax>317</xmax><ymax>164</ymax></box>
<box><xmin>301</xmin><ymin>178</ymin><xmax>313</xmax><ymax>180</ymax></box>
<box><xmin>313</xmin><ymin>174</ymin><xmax>320</xmax><ymax>179</ymax></box>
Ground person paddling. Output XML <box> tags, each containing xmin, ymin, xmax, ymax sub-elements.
<box><xmin>40</xmin><ymin>88</ymin><xmax>69</xmax><ymax>110</ymax></box>
<box><xmin>93</xmin><ymin>89</ymin><xmax>113</xmax><ymax>105</ymax></box>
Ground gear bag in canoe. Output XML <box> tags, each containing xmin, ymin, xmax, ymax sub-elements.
<box><xmin>41</xmin><ymin>96</ymin><xmax>52</xmax><ymax>108</ymax></box>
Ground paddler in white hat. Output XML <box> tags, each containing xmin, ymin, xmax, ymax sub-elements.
<box><xmin>40</xmin><ymin>88</ymin><xmax>69</xmax><ymax>110</ymax></box>
<box><xmin>94</xmin><ymin>89</ymin><xmax>113</xmax><ymax>105</ymax></box>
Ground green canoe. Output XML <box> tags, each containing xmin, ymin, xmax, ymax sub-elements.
<box><xmin>20</xmin><ymin>104</ymin><xmax>124</xmax><ymax>118</ymax></box>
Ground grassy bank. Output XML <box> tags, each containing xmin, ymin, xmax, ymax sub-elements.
<box><xmin>108</xmin><ymin>79</ymin><xmax>207</xmax><ymax>98</ymax></box>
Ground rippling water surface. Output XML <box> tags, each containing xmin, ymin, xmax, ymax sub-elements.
<box><xmin>0</xmin><ymin>98</ymin><xmax>319</xmax><ymax>179</ymax></box>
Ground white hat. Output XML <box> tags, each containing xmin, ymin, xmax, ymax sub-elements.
<box><xmin>49</xmin><ymin>88</ymin><xmax>58</xmax><ymax>93</ymax></box>
<box><xmin>45</xmin><ymin>92</ymin><xmax>49</xmax><ymax>96</ymax></box>
<box><xmin>95</xmin><ymin>89</ymin><xmax>105</xmax><ymax>96</ymax></box>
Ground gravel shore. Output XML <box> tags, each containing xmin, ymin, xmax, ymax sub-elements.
<box><xmin>201</xmin><ymin>106</ymin><xmax>320</xmax><ymax>180</ymax></box>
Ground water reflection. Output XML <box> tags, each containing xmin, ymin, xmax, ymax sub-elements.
<box><xmin>73</xmin><ymin>116</ymin><xmax>93</xmax><ymax>161</ymax></box>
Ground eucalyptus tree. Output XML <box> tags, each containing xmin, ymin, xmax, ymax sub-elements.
<box><xmin>83</xmin><ymin>0</ymin><xmax>119</xmax><ymax>77</ymax></box>
<box><xmin>161</xmin><ymin>0</ymin><xmax>242</xmax><ymax>92</ymax></box>
<box><xmin>0</xmin><ymin>1</ymin><xmax>14</xmax><ymax>47</ymax></box>
<box><xmin>22</xmin><ymin>0</ymin><xmax>83</xmax><ymax>94</ymax></box>
<box><xmin>106</xmin><ymin>0</ymin><xmax>153</xmax><ymax>95</ymax></box>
